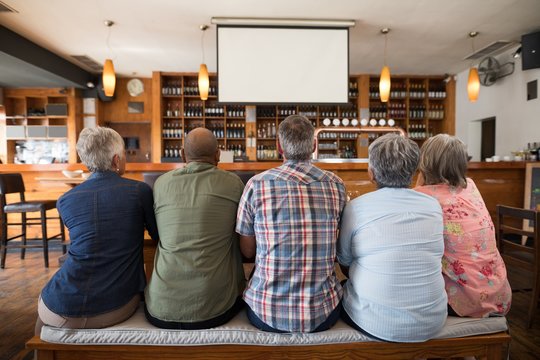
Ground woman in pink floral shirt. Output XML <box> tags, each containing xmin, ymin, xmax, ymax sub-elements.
<box><xmin>415</xmin><ymin>134</ymin><xmax>511</xmax><ymax>317</ymax></box>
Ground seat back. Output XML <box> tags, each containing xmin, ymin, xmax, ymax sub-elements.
<box><xmin>142</xmin><ymin>172</ymin><xmax>165</xmax><ymax>190</ymax></box>
<box><xmin>496</xmin><ymin>205</ymin><xmax>540</xmax><ymax>271</ymax></box>
<box><xmin>231</xmin><ymin>171</ymin><xmax>256</xmax><ymax>185</ymax></box>
<box><xmin>0</xmin><ymin>173</ymin><xmax>26</xmax><ymax>195</ymax></box>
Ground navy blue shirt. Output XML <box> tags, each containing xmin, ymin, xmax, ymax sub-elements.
<box><xmin>41</xmin><ymin>171</ymin><xmax>159</xmax><ymax>317</ymax></box>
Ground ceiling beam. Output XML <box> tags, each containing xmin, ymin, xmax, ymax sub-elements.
<box><xmin>0</xmin><ymin>25</ymin><xmax>93</xmax><ymax>88</ymax></box>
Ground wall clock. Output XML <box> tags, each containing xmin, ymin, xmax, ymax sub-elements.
<box><xmin>127</xmin><ymin>78</ymin><xmax>144</xmax><ymax>97</ymax></box>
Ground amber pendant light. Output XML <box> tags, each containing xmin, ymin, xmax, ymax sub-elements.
<box><xmin>379</xmin><ymin>28</ymin><xmax>391</xmax><ymax>103</ymax></box>
<box><xmin>102</xmin><ymin>20</ymin><xmax>116</xmax><ymax>97</ymax></box>
<box><xmin>198</xmin><ymin>25</ymin><xmax>210</xmax><ymax>101</ymax></box>
<box><xmin>467</xmin><ymin>31</ymin><xmax>480</xmax><ymax>102</ymax></box>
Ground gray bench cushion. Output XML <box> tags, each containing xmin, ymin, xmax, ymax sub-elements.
<box><xmin>40</xmin><ymin>307</ymin><xmax>508</xmax><ymax>346</ymax></box>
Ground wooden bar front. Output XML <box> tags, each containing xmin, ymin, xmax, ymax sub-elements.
<box><xmin>0</xmin><ymin>161</ymin><xmax>528</xmax><ymax>225</ymax></box>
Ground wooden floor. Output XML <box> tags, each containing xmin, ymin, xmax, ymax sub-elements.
<box><xmin>0</xmin><ymin>249</ymin><xmax>539</xmax><ymax>360</ymax></box>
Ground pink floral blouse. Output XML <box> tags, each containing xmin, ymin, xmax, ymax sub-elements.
<box><xmin>415</xmin><ymin>178</ymin><xmax>511</xmax><ymax>317</ymax></box>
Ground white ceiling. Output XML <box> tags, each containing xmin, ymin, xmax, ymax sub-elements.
<box><xmin>1</xmin><ymin>0</ymin><xmax>539</xmax><ymax>84</ymax></box>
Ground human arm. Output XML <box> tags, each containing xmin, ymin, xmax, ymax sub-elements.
<box><xmin>140</xmin><ymin>183</ymin><xmax>159</xmax><ymax>242</ymax></box>
<box><xmin>336</xmin><ymin>202</ymin><xmax>355</xmax><ymax>270</ymax></box>
<box><xmin>239</xmin><ymin>235</ymin><xmax>256</xmax><ymax>259</ymax></box>
<box><xmin>236</xmin><ymin>183</ymin><xmax>256</xmax><ymax>260</ymax></box>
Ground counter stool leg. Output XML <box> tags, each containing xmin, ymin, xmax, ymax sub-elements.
<box><xmin>21</xmin><ymin>212</ymin><xmax>27</xmax><ymax>259</ymax></box>
<box><xmin>41</xmin><ymin>209</ymin><xmax>49</xmax><ymax>268</ymax></box>
<box><xmin>1</xmin><ymin>214</ymin><xmax>7</xmax><ymax>269</ymax></box>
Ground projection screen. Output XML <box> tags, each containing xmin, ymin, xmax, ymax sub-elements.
<box><xmin>217</xmin><ymin>26</ymin><xmax>349</xmax><ymax>104</ymax></box>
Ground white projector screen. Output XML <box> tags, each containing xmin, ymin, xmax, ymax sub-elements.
<box><xmin>217</xmin><ymin>26</ymin><xmax>349</xmax><ymax>104</ymax></box>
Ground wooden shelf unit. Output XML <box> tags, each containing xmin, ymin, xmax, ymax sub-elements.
<box><xmin>0</xmin><ymin>88</ymin><xmax>81</xmax><ymax>164</ymax></box>
<box><xmin>152</xmin><ymin>72</ymin><xmax>455</xmax><ymax>162</ymax></box>
<box><xmin>368</xmin><ymin>75</ymin><xmax>455</xmax><ymax>143</ymax></box>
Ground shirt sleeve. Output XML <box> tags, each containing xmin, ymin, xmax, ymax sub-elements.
<box><xmin>337</xmin><ymin>202</ymin><xmax>355</xmax><ymax>266</ymax></box>
<box><xmin>140</xmin><ymin>182</ymin><xmax>159</xmax><ymax>241</ymax></box>
<box><xmin>236</xmin><ymin>181</ymin><xmax>255</xmax><ymax>236</ymax></box>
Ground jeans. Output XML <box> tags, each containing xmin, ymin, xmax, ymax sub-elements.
<box><xmin>246</xmin><ymin>303</ymin><xmax>341</xmax><ymax>333</ymax></box>
<box><xmin>144</xmin><ymin>297</ymin><xmax>244</xmax><ymax>330</ymax></box>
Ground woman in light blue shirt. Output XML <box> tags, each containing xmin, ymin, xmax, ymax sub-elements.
<box><xmin>337</xmin><ymin>133</ymin><xmax>447</xmax><ymax>342</ymax></box>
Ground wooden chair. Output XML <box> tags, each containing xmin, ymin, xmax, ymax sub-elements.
<box><xmin>0</xmin><ymin>173</ymin><xmax>66</xmax><ymax>268</ymax></box>
<box><xmin>496</xmin><ymin>204</ymin><xmax>540</xmax><ymax>328</ymax></box>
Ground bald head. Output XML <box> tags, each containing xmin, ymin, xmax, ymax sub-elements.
<box><xmin>183</xmin><ymin>127</ymin><xmax>219</xmax><ymax>164</ymax></box>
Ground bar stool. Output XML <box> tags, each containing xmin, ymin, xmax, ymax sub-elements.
<box><xmin>0</xmin><ymin>173</ymin><xmax>66</xmax><ymax>268</ymax></box>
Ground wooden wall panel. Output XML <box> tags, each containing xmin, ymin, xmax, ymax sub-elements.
<box><xmin>101</xmin><ymin>78</ymin><xmax>153</xmax><ymax>123</ymax></box>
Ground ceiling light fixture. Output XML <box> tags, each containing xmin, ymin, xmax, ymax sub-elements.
<box><xmin>102</xmin><ymin>20</ymin><xmax>116</xmax><ymax>97</ymax></box>
<box><xmin>467</xmin><ymin>31</ymin><xmax>480</xmax><ymax>102</ymax></box>
<box><xmin>210</xmin><ymin>17</ymin><xmax>355</xmax><ymax>28</ymax></box>
<box><xmin>198</xmin><ymin>24</ymin><xmax>209</xmax><ymax>101</ymax></box>
<box><xmin>379</xmin><ymin>28</ymin><xmax>391</xmax><ymax>103</ymax></box>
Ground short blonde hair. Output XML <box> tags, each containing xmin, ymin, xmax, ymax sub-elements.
<box><xmin>419</xmin><ymin>134</ymin><xmax>468</xmax><ymax>188</ymax></box>
<box><xmin>76</xmin><ymin>127</ymin><xmax>125</xmax><ymax>172</ymax></box>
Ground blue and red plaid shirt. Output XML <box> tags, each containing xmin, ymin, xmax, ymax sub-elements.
<box><xmin>236</xmin><ymin>160</ymin><xmax>346</xmax><ymax>332</ymax></box>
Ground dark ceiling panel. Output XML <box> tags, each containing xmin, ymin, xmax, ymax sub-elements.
<box><xmin>0</xmin><ymin>25</ymin><xmax>93</xmax><ymax>88</ymax></box>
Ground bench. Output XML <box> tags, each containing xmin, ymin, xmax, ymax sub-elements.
<box><xmin>27</xmin><ymin>306</ymin><xmax>510</xmax><ymax>360</ymax></box>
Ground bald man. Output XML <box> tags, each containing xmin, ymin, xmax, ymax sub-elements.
<box><xmin>144</xmin><ymin>128</ymin><xmax>246</xmax><ymax>329</ymax></box>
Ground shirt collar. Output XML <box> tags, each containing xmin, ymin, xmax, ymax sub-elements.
<box><xmin>178</xmin><ymin>161</ymin><xmax>215</xmax><ymax>175</ymax></box>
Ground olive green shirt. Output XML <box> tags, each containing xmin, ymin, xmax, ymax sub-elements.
<box><xmin>145</xmin><ymin>162</ymin><xmax>245</xmax><ymax>322</ymax></box>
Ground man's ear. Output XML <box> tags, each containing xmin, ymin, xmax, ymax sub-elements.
<box><xmin>111</xmin><ymin>154</ymin><xmax>119</xmax><ymax>169</ymax></box>
<box><xmin>181</xmin><ymin>148</ymin><xmax>186</xmax><ymax>162</ymax></box>
<box><xmin>312</xmin><ymin>139</ymin><xmax>316</xmax><ymax>153</ymax></box>
<box><xmin>277</xmin><ymin>141</ymin><xmax>284</xmax><ymax>155</ymax></box>
<box><xmin>215</xmin><ymin>148</ymin><xmax>221</xmax><ymax>164</ymax></box>
<box><xmin>368</xmin><ymin>166</ymin><xmax>375</xmax><ymax>183</ymax></box>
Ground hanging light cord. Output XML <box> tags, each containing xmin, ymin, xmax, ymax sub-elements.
<box><xmin>469</xmin><ymin>31</ymin><xmax>478</xmax><ymax>67</ymax></box>
<box><xmin>200</xmin><ymin>28</ymin><xmax>206</xmax><ymax>64</ymax></box>
<box><xmin>384</xmin><ymin>32</ymin><xmax>388</xmax><ymax>66</ymax></box>
<box><xmin>105</xmin><ymin>20</ymin><xmax>115</xmax><ymax>60</ymax></box>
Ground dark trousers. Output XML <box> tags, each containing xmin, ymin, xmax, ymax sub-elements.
<box><xmin>246</xmin><ymin>302</ymin><xmax>341</xmax><ymax>333</ymax></box>
<box><xmin>144</xmin><ymin>297</ymin><xmax>244</xmax><ymax>330</ymax></box>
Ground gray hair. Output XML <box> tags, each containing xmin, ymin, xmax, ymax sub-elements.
<box><xmin>76</xmin><ymin>127</ymin><xmax>125</xmax><ymax>172</ymax></box>
<box><xmin>368</xmin><ymin>133</ymin><xmax>420</xmax><ymax>188</ymax></box>
<box><xmin>278</xmin><ymin>115</ymin><xmax>314</xmax><ymax>160</ymax></box>
<box><xmin>419</xmin><ymin>134</ymin><xmax>468</xmax><ymax>188</ymax></box>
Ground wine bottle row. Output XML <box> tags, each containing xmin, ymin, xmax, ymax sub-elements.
<box><xmin>163</xmin><ymin>145</ymin><xmax>181</xmax><ymax>158</ymax></box>
<box><xmin>257</xmin><ymin>145</ymin><xmax>279</xmax><ymax>160</ymax></box>
<box><xmin>349</xmin><ymin>81</ymin><xmax>359</xmax><ymax>97</ymax></box>
<box><xmin>162</xmin><ymin>122</ymin><xmax>183</xmax><ymax>138</ymax></box>
<box><xmin>227</xmin><ymin>144</ymin><xmax>245</xmax><ymax>158</ymax></box>
<box><xmin>257</xmin><ymin>122</ymin><xmax>277</xmax><ymax>139</ymax></box>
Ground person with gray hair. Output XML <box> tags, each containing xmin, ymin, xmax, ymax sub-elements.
<box><xmin>337</xmin><ymin>133</ymin><xmax>447</xmax><ymax>342</ymax></box>
<box><xmin>415</xmin><ymin>134</ymin><xmax>511</xmax><ymax>318</ymax></box>
<box><xmin>236</xmin><ymin>115</ymin><xmax>346</xmax><ymax>333</ymax></box>
<box><xmin>38</xmin><ymin>127</ymin><xmax>159</xmax><ymax>332</ymax></box>
<box><xmin>145</xmin><ymin>127</ymin><xmax>245</xmax><ymax>329</ymax></box>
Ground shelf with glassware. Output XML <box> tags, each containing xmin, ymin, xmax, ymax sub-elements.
<box><xmin>367</xmin><ymin>76</ymin><xmax>449</xmax><ymax>143</ymax></box>
<box><xmin>253</xmin><ymin>79</ymin><xmax>360</xmax><ymax>161</ymax></box>
<box><xmin>0</xmin><ymin>88</ymin><xmax>80</xmax><ymax>164</ymax></box>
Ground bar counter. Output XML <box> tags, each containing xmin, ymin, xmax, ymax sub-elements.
<box><xmin>0</xmin><ymin>161</ymin><xmax>531</xmax><ymax>223</ymax></box>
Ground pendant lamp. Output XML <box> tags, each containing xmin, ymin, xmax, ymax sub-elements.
<box><xmin>198</xmin><ymin>25</ymin><xmax>210</xmax><ymax>101</ymax></box>
<box><xmin>102</xmin><ymin>20</ymin><xmax>116</xmax><ymax>97</ymax></box>
<box><xmin>467</xmin><ymin>32</ymin><xmax>480</xmax><ymax>102</ymax></box>
<box><xmin>379</xmin><ymin>28</ymin><xmax>391</xmax><ymax>103</ymax></box>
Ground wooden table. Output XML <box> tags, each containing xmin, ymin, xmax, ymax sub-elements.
<box><xmin>35</xmin><ymin>177</ymin><xmax>85</xmax><ymax>187</ymax></box>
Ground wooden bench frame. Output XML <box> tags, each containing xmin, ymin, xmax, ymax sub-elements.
<box><xmin>27</xmin><ymin>331</ymin><xmax>510</xmax><ymax>360</ymax></box>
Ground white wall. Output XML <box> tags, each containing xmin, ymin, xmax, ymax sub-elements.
<box><xmin>455</xmin><ymin>49</ymin><xmax>540</xmax><ymax>160</ymax></box>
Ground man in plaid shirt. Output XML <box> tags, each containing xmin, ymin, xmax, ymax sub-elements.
<box><xmin>236</xmin><ymin>115</ymin><xmax>346</xmax><ymax>333</ymax></box>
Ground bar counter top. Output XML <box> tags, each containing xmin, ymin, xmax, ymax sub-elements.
<box><xmin>0</xmin><ymin>160</ymin><xmax>534</xmax><ymax>172</ymax></box>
